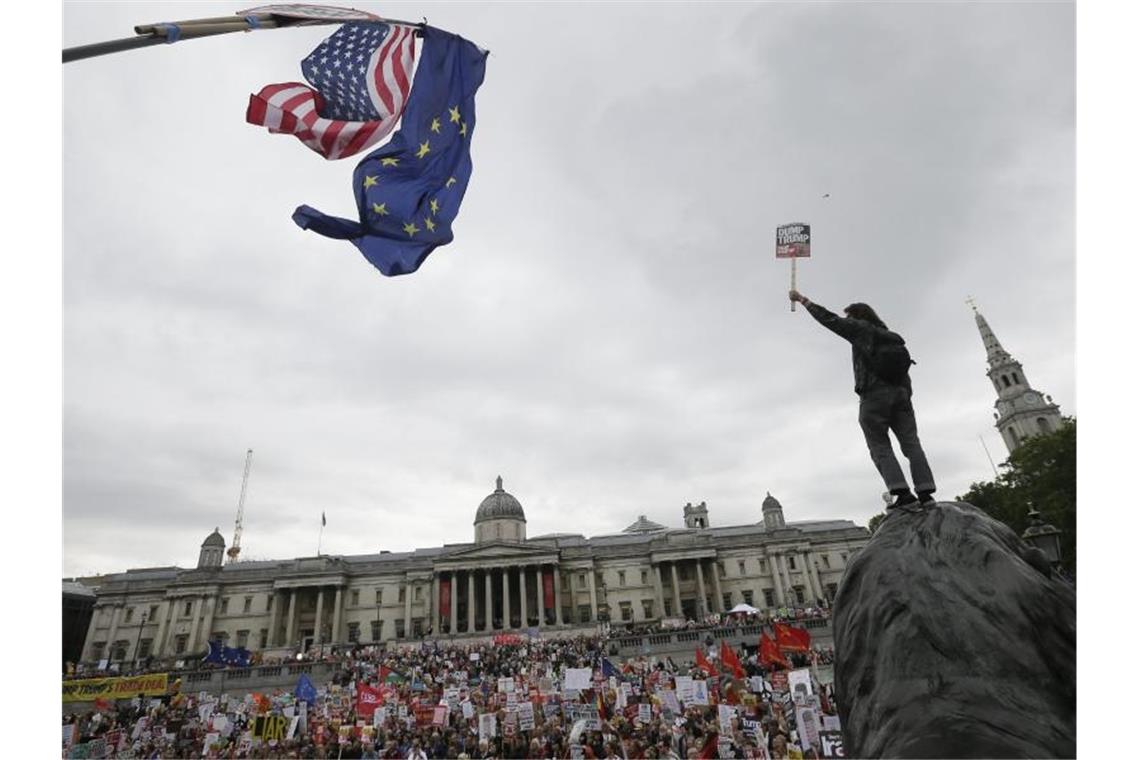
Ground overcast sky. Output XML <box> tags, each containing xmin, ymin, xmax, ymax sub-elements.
<box><xmin>61</xmin><ymin>1</ymin><xmax>1075</xmax><ymax>578</ymax></box>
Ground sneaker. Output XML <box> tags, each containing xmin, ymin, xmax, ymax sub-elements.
<box><xmin>886</xmin><ymin>492</ymin><xmax>918</xmax><ymax>510</ymax></box>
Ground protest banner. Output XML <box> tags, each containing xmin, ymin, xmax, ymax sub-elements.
<box><xmin>564</xmin><ymin>667</ymin><xmax>592</xmax><ymax>690</ymax></box>
<box><xmin>63</xmin><ymin>723</ymin><xmax>78</xmax><ymax>750</ymax></box>
<box><xmin>62</xmin><ymin>673</ymin><xmax>170</xmax><ymax>702</ymax></box>
<box><xmin>286</xmin><ymin>715</ymin><xmax>300</xmax><ymax>740</ymax></box>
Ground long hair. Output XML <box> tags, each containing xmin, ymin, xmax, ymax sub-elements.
<box><xmin>843</xmin><ymin>302</ymin><xmax>887</xmax><ymax>329</ymax></box>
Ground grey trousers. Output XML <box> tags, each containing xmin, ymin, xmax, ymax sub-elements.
<box><xmin>858</xmin><ymin>384</ymin><xmax>936</xmax><ymax>494</ymax></box>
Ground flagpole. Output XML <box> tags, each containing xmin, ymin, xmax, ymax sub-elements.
<box><xmin>64</xmin><ymin>12</ymin><xmax>425</xmax><ymax>63</ymax></box>
<box><xmin>317</xmin><ymin>521</ymin><xmax>324</xmax><ymax>557</ymax></box>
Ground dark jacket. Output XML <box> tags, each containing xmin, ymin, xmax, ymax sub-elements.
<box><xmin>804</xmin><ymin>301</ymin><xmax>912</xmax><ymax>396</ymax></box>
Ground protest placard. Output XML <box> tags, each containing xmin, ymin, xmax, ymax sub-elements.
<box><xmin>479</xmin><ymin>713</ymin><xmax>497</xmax><ymax>743</ymax></box>
<box><xmin>689</xmin><ymin>680</ymin><xmax>709</xmax><ymax>706</ymax></box>
<box><xmin>718</xmin><ymin>739</ymin><xmax>735</xmax><ymax>759</ymax></box>
<box><xmin>237</xmin><ymin>733</ymin><xmax>253</xmax><ymax>754</ymax></box>
<box><xmin>461</xmin><ymin>700</ymin><xmax>475</xmax><ymax>719</ymax></box>
<box><xmin>253</xmin><ymin>715</ymin><xmax>290</xmax><ymax>744</ymax></box>
<box><xmin>638</xmin><ymin>703</ymin><xmax>652</xmax><ymax>725</ymax></box>
<box><xmin>498</xmin><ymin>676</ymin><xmax>515</xmax><ymax>693</ymax></box>
<box><xmin>796</xmin><ymin>706</ymin><xmax>822</xmax><ymax>752</ymax></box>
<box><xmin>663</xmin><ymin>689</ymin><xmax>682</xmax><ymax>716</ymax></box>
<box><xmin>749</xmin><ymin>676</ymin><xmax>766</xmax><ymax>693</ymax></box>
<box><xmin>820</xmin><ymin>730</ymin><xmax>845</xmax><ymax>758</ymax></box>
<box><xmin>675</xmin><ymin>676</ymin><xmax>694</xmax><ymax>703</ymax></box>
<box><xmin>543</xmin><ymin>702</ymin><xmax>561</xmax><ymax>718</ymax></box>
<box><xmin>397</xmin><ymin>704</ymin><xmax>408</xmax><ymax>719</ymax></box>
<box><xmin>518</xmin><ymin>702</ymin><xmax>536</xmax><ymax>730</ymax></box>
<box><xmin>718</xmin><ymin>704</ymin><xmax>735</xmax><ymax>733</ymax></box>
<box><xmin>821</xmin><ymin>715</ymin><xmax>841</xmax><ymax>732</ymax></box>
<box><xmin>433</xmin><ymin>705</ymin><xmax>448</xmax><ymax>726</ymax></box>
<box><xmin>788</xmin><ymin>668</ymin><xmax>813</xmax><ymax>698</ymax></box>
<box><xmin>564</xmin><ymin>668</ymin><xmax>592</xmax><ymax>691</ymax></box>
<box><xmin>203</xmin><ymin>732</ymin><xmax>221</xmax><ymax>754</ymax></box>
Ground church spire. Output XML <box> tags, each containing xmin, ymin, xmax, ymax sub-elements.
<box><xmin>969</xmin><ymin>297</ymin><xmax>1011</xmax><ymax>367</ymax></box>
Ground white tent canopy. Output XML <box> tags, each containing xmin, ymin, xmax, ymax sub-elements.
<box><xmin>728</xmin><ymin>603</ymin><xmax>760</xmax><ymax>614</ymax></box>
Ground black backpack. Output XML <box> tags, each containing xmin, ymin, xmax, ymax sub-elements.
<box><xmin>867</xmin><ymin>330</ymin><xmax>915</xmax><ymax>384</ymax></box>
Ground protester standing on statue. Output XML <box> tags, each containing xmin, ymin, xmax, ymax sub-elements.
<box><xmin>788</xmin><ymin>290</ymin><xmax>936</xmax><ymax>509</ymax></box>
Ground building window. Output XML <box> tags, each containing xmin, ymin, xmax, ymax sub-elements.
<box><xmin>717</xmin><ymin>562</ymin><xmax>726</xmax><ymax>579</ymax></box>
<box><xmin>90</xmin><ymin>642</ymin><xmax>106</xmax><ymax>661</ymax></box>
<box><xmin>640</xmin><ymin>570</ymin><xmax>648</xmax><ymax>585</ymax></box>
<box><xmin>738</xmin><ymin>560</ymin><xmax>746</xmax><ymax>575</ymax></box>
<box><xmin>579</xmin><ymin>573</ymin><xmax>586</xmax><ymax>587</ymax></box>
<box><xmin>111</xmin><ymin>640</ymin><xmax>129</xmax><ymax>661</ymax></box>
<box><xmin>412</xmin><ymin>619</ymin><xmax>423</xmax><ymax>638</ymax></box>
<box><xmin>826</xmin><ymin>583</ymin><xmax>838</xmax><ymax>600</ymax></box>
<box><xmin>642</xmin><ymin>600</ymin><xmax>654</xmax><ymax>619</ymax></box>
<box><xmin>149</xmin><ymin>605</ymin><xmax>158</xmax><ymax>620</ymax></box>
<box><xmin>398</xmin><ymin>587</ymin><xmax>406</xmax><ymax>604</ymax></box>
<box><xmin>821</xmin><ymin>554</ymin><xmax>831</xmax><ymax>569</ymax></box>
<box><xmin>376</xmin><ymin>589</ymin><xmax>383</xmax><ymax>605</ymax></box>
<box><xmin>759</xmin><ymin>559</ymin><xmax>768</xmax><ymax>574</ymax></box>
<box><xmin>236</xmin><ymin>630</ymin><xmax>250</xmax><ymax>648</ymax></box>
<box><xmin>212</xmin><ymin>631</ymin><xmax>229</xmax><ymax>645</ymax></box>
<box><xmin>620</xmin><ymin>602</ymin><xmax>633</xmax><ymax>621</ymax></box>
<box><xmin>219</xmin><ymin>598</ymin><xmax>229</xmax><ymax>615</ymax></box>
<box><xmin>787</xmin><ymin>556</ymin><xmax>797</xmax><ymax>570</ymax></box>
<box><xmin>259</xmin><ymin>629</ymin><xmax>268</xmax><ymax>648</ymax></box>
<box><xmin>741</xmin><ymin>590</ymin><xmax>754</xmax><ymax>606</ymax></box>
<box><xmin>1002</xmin><ymin>375</ymin><xmax>1011</xmax><ymax>388</ymax></box>
<box><xmin>1012</xmin><ymin>372</ymin><xmax>1021</xmax><ymax>384</ymax></box>
<box><xmin>395</xmin><ymin>620</ymin><xmax>405</xmax><ymax>639</ymax></box>
<box><xmin>664</xmin><ymin>599</ymin><xmax>673</xmax><ymax>617</ymax></box>
<box><xmin>840</xmin><ymin>553</ymin><xmax>848</xmax><ymax>565</ymax></box>
<box><xmin>763</xmin><ymin>589</ymin><xmax>775</xmax><ymax>608</ymax></box>
<box><xmin>578</xmin><ymin>605</ymin><xmax>592</xmax><ymax>622</ymax></box>
<box><xmin>618</xmin><ymin>571</ymin><xmax>626</xmax><ymax>587</ymax></box>
<box><xmin>243</xmin><ymin>597</ymin><xmax>252</xmax><ymax>614</ymax></box>
<box><xmin>371</xmin><ymin>621</ymin><xmax>382</xmax><ymax>642</ymax></box>
<box><xmin>184</xmin><ymin>601</ymin><xmax>193</xmax><ymax>617</ymax></box>
<box><xmin>722</xmin><ymin>593</ymin><xmax>732</xmax><ymax>610</ymax></box>
<box><xmin>351</xmin><ymin>590</ymin><xmax>360</xmax><ymax>606</ymax></box>
<box><xmin>134</xmin><ymin>637</ymin><xmax>150</xmax><ymax>659</ymax></box>
<box><xmin>414</xmin><ymin>586</ymin><xmax>422</xmax><ymax>602</ymax></box>
<box><xmin>794</xmin><ymin>587</ymin><xmax>805</xmax><ymax>604</ymax></box>
<box><xmin>174</xmin><ymin>635</ymin><xmax>188</xmax><ymax>654</ymax></box>
<box><xmin>124</xmin><ymin>607</ymin><xmax>134</xmax><ymax>623</ymax></box>
<box><xmin>1037</xmin><ymin>417</ymin><xmax>1050</xmax><ymax>432</ymax></box>
<box><xmin>348</xmin><ymin>622</ymin><xmax>360</xmax><ymax>643</ymax></box>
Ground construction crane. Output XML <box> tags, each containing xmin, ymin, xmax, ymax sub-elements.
<box><xmin>226</xmin><ymin>449</ymin><xmax>253</xmax><ymax>564</ymax></box>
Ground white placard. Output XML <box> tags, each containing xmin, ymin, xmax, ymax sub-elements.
<box><xmin>638</xmin><ymin>703</ymin><xmax>652</xmax><ymax>725</ymax></box>
<box><xmin>688</xmin><ymin>680</ymin><xmax>709</xmax><ymax>706</ymax></box>
<box><xmin>788</xmin><ymin>668</ymin><xmax>814</xmax><ymax>698</ymax></box>
<box><xmin>478</xmin><ymin>713</ymin><xmax>498</xmax><ymax>742</ymax></box>
<box><xmin>462</xmin><ymin>700</ymin><xmax>475</xmax><ymax>719</ymax></box>
<box><xmin>796</xmin><ymin>706</ymin><xmax>822</xmax><ymax>752</ymax></box>
<box><xmin>498</xmin><ymin>677</ymin><xmax>515</xmax><ymax>693</ymax></box>
<box><xmin>518</xmin><ymin>702</ymin><xmax>535</xmax><ymax>730</ymax></box>
<box><xmin>564</xmin><ymin>668</ymin><xmax>592</xmax><ymax>691</ymax></box>
<box><xmin>718</xmin><ymin>704</ymin><xmax>735</xmax><ymax>733</ymax></box>
<box><xmin>674</xmin><ymin>676</ymin><xmax>694</xmax><ymax>703</ymax></box>
<box><xmin>821</xmin><ymin>715</ymin><xmax>841</xmax><ymax>732</ymax></box>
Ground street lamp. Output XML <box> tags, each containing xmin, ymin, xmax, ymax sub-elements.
<box><xmin>1021</xmin><ymin>504</ymin><xmax>1063</xmax><ymax>568</ymax></box>
<box><xmin>376</xmin><ymin>602</ymin><xmax>382</xmax><ymax>644</ymax></box>
<box><xmin>133</xmin><ymin>612</ymin><xmax>148</xmax><ymax>671</ymax></box>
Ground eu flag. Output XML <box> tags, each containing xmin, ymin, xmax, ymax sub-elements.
<box><xmin>295</xmin><ymin>673</ymin><xmax>317</xmax><ymax>705</ymax></box>
<box><xmin>293</xmin><ymin>26</ymin><xmax>488</xmax><ymax>276</ymax></box>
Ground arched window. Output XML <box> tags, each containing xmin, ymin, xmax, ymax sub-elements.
<box><xmin>1007</xmin><ymin>429</ymin><xmax>1018</xmax><ymax>447</ymax></box>
<box><xmin>1037</xmin><ymin>417</ymin><xmax>1050</xmax><ymax>433</ymax></box>
<box><xmin>1012</xmin><ymin>372</ymin><xmax>1021</xmax><ymax>384</ymax></box>
<box><xmin>1002</xmin><ymin>375</ymin><xmax>1011</xmax><ymax>388</ymax></box>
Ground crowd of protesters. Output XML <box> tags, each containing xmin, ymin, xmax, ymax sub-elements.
<box><xmin>63</xmin><ymin>625</ymin><xmax>840</xmax><ymax>759</ymax></box>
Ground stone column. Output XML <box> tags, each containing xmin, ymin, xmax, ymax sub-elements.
<box><xmin>82</xmin><ymin>606</ymin><xmax>103</xmax><ymax>661</ymax></box>
<box><xmin>404</xmin><ymin>580</ymin><xmax>413</xmax><ymax>638</ymax></box>
<box><xmin>554</xmin><ymin>567</ymin><xmax>564</xmax><ymax>625</ymax></box>
<box><xmin>801</xmin><ymin>552</ymin><xmax>819</xmax><ymax>603</ymax></box>
<box><xmin>567</xmin><ymin>569</ymin><xmax>578</xmax><ymax>624</ymax></box>
<box><xmin>773</xmin><ymin>555</ymin><xmax>787</xmax><ymax>607</ymax></box>
<box><xmin>669</xmin><ymin>563</ymin><xmax>682</xmax><ymax>619</ymax></box>
<box><xmin>285</xmin><ymin>590</ymin><xmax>298</xmax><ymax>649</ymax></box>
<box><xmin>710</xmin><ymin>561</ymin><xmax>725</xmax><ymax>613</ymax></box>
<box><xmin>809</xmin><ymin>554</ymin><xmax>826</xmax><ymax>602</ymax></box>
<box><xmin>467</xmin><ymin>572</ymin><xmax>476</xmax><ymax>633</ymax></box>
<box><xmin>586</xmin><ymin>567</ymin><xmax>598</xmax><ymax>623</ymax></box>
<box><xmin>106</xmin><ymin>605</ymin><xmax>123</xmax><ymax>658</ymax></box>
<box><xmin>519</xmin><ymin>567</ymin><xmax>528</xmax><ymax>628</ymax></box>
<box><xmin>696</xmin><ymin>560</ymin><xmax>708</xmax><ymax>617</ymax></box>
<box><xmin>185</xmin><ymin>597</ymin><xmax>203</xmax><ymax>654</ymax></box>
<box><xmin>484</xmin><ymin>571</ymin><xmax>493</xmax><ymax>631</ymax></box>
<box><xmin>200</xmin><ymin>596</ymin><xmax>217</xmax><ymax>645</ymax></box>
<box><xmin>267</xmin><ymin>593</ymin><xmax>281</xmax><ymax>648</ymax></box>
<box><xmin>502</xmin><ymin>568</ymin><xmax>511</xmax><ymax>629</ymax></box>
<box><xmin>534</xmin><ymin>567</ymin><xmax>544</xmax><ymax>628</ymax></box>
<box><xmin>449</xmin><ymin>574</ymin><xmax>458</xmax><ymax>633</ymax></box>
<box><xmin>152</xmin><ymin>601</ymin><xmax>171</xmax><ymax>658</ymax></box>
<box><xmin>652</xmin><ymin>565</ymin><xmax>665</xmax><ymax>620</ymax></box>
<box><xmin>332</xmin><ymin>587</ymin><xmax>344</xmax><ymax>643</ymax></box>
<box><xmin>432</xmin><ymin>574</ymin><xmax>441</xmax><ymax>635</ymax></box>
<box><xmin>314</xmin><ymin>588</ymin><xmax>325</xmax><ymax>645</ymax></box>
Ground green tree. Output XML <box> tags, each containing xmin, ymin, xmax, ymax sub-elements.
<box><xmin>956</xmin><ymin>418</ymin><xmax>1076</xmax><ymax>577</ymax></box>
<box><xmin>867</xmin><ymin>513</ymin><xmax>887</xmax><ymax>535</ymax></box>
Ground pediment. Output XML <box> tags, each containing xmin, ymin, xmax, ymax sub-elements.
<box><xmin>437</xmin><ymin>542</ymin><xmax>558</xmax><ymax>564</ymax></box>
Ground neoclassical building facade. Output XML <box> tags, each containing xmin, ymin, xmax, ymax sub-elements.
<box><xmin>77</xmin><ymin>479</ymin><xmax>868</xmax><ymax>666</ymax></box>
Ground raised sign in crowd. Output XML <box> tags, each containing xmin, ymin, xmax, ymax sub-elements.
<box><xmin>63</xmin><ymin>612</ymin><xmax>841</xmax><ymax>760</ymax></box>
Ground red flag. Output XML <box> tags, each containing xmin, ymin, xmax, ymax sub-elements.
<box><xmin>759</xmin><ymin>632</ymin><xmax>790</xmax><ymax>670</ymax></box>
<box><xmin>720</xmin><ymin>640</ymin><xmax>746</xmax><ymax>679</ymax></box>
<box><xmin>698</xmin><ymin>732</ymin><xmax>720</xmax><ymax>759</ymax></box>
<box><xmin>695</xmin><ymin>647</ymin><xmax>716</xmax><ymax>677</ymax></box>
<box><xmin>774</xmin><ymin>622</ymin><xmax>811</xmax><ymax>653</ymax></box>
<box><xmin>93</xmin><ymin>697</ymin><xmax>112</xmax><ymax>712</ymax></box>
<box><xmin>356</xmin><ymin>683</ymin><xmax>384</xmax><ymax>718</ymax></box>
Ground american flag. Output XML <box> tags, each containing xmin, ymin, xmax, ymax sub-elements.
<box><xmin>247</xmin><ymin>22</ymin><xmax>417</xmax><ymax>160</ymax></box>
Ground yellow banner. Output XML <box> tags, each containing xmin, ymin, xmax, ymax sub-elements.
<box><xmin>62</xmin><ymin>673</ymin><xmax>170</xmax><ymax>703</ymax></box>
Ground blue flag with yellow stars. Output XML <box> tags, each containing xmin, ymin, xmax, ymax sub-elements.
<box><xmin>293</xmin><ymin>26</ymin><xmax>488</xmax><ymax>277</ymax></box>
